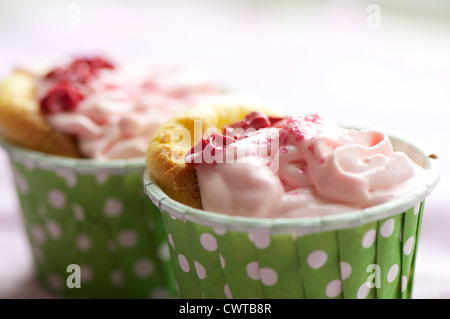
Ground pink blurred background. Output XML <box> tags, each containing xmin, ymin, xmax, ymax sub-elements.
<box><xmin>0</xmin><ymin>0</ymin><xmax>449</xmax><ymax>298</ymax></box>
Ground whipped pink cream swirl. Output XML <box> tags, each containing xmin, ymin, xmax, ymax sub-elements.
<box><xmin>190</xmin><ymin>113</ymin><xmax>427</xmax><ymax>218</ymax></box>
<box><xmin>38</xmin><ymin>65</ymin><xmax>226</xmax><ymax>160</ymax></box>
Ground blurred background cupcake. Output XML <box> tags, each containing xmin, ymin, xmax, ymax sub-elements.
<box><xmin>0</xmin><ymin>54</ymin><xmax>239</xmax><ymax>298</ymax></box>
<box><xmin>1</xmin><ymin>0</ymin><xmax>450</xmax><ymax>299</ymax></box>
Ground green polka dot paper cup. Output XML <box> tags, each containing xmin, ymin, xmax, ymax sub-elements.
<box><xmin>1</xmin><ymin>140</ymin><xmax>176</xmax><ymax>299</ymax></box>
<box><xmin>144</xmin><ymin>134</ymin><xmax>440</xmax><ymax>299</ymax></box>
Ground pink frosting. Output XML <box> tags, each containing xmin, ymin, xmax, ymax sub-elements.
<box><xmin>39</xmin><ymin>66</ymin><xmax>226</xmax><ymax>160</ymax></box>
<box><xmin>193</xmin><ymin>114</ymin><xmax>428</xmax><ymax>218</ymax></box>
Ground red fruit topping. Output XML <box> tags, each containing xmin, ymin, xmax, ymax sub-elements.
<box><xmin>88</xmin><ymin>57</ymin><xmax>115</xmax><ymax>70</ymax></box>
<box><xmin>40</xmin><ymin>56</ymin><xmax>115</xmax><ymax>114</ymax></box>
<box><xmin>185</xmin><ymin>131</ymin><xmax>236</xmax><ymax>164</ymax></box>
<box><xmin>44</xmin><ymin>56</ymin><xmax>115</xmax><ymax>84</ymax></box>
<box><xmin>40</xmin><ymin>82</ymin><xmax>84</xmax><ymax>114</ymax></box>
<box><xmin>268</xmin><ymin>116</ymin><xmax>286</xmax><ymax>127</ymax></box>
<box><xmin>44</xmin><ymin>67</ymin><xmax>69</xmax><ymax>81</ymax></box>
<box><xmin>228</xmin><ymin>112</ymin><xmax>269</xmax><ymax>130</ymax></box>
<box><xmin>278</xmin><ymin>115</ymin><xmax>322</xmax><ymax>146</ymax></box>
<box><xmin>304</xmin><ymin>113</ymin><xmax>320</xmax><ymax>123</ymax></box>
<box><xmin>225</xmin><ymin>112</ymin><xmax>286</xmax><ymax>140</ymax></box>
<box><xmin>68</xmin><ymin>57</ymin><xmax>115</xmax><ymax>83</ymax></box>
<box><xmin>185</xmin><ymin>112</ymin><xmax>288</xmax><ymax>165</ymax></box>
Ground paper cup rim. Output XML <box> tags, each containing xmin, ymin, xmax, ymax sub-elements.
<box><xmin>0</xmin><ymin>138</ymin><xmax>145</xmax><ymax>173</ymax></box>
<box><xmin>144</xmin><ymin>133</ymin><xmax>440</xmax><ymax>235</ymax></box>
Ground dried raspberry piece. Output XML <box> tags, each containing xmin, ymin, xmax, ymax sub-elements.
<box><xmin>224</xmin><ymin>112</ymin><xmax>286</xmax><ymax>140</ymax></box>
<box><xmin>228</xmin><ymin>112</ymin><xmax>286</xmax><ymax>130</ymax></box>
<box><xmin>43</xmin><ymin>67</ymin><xmax>69</xmax><ymax>81</ymax></box>
<box><xmin>88</xmin><ymin>57</ymin><xmax>115</xmax><ymax>70</ymax></box>
<box><xmin>40</xmin><ymin>82</ymin><xmax>84</xmax><ymax>114</ymax></box>
<box><xmin>69</xmin><ymin>60</ymin><xmax>92</xmax><ymax>83</ymax></box>
<box><xmin>228</xmin><ymin>112</ymin><xmax>268</xmax><ymax>130</ymax></box>
<box><xmin>68</xmin><ymin>56</ymin><xmax>115</xmax><ymax>83</ymax></box>
<box><xmin>268</xmin><ymin>116</ymin><xmax>286</xmax><ymax>127</ymax></box>
<box><xmin>185</xmin><ymin>131</ymin><xmax>236</xmax><ymax>164</ymax></box>
<box><xmin>43</xmin><ymin>56</ymin><xmax>115</xmax><ymax>84</ymax></box>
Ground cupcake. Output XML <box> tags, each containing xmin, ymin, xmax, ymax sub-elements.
<box><xmin>144</xmin><ymin>105</ymin><xmax>440</xmax><ymax>299</ymax></box>
<box><xmin>0</xmin><ymin>55</ymin><xmax>239</xmax><ymax>298</ymax></box>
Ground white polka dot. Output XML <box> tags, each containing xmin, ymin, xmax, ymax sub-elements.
<box><xmin>168</xmin><ymin>212</ymin><xmax>177</xmax><ymax>220</ymax></box>
<box><xmin>361</xmin><ymin>229</ymin><xmax>377</xmax><ymax>248</ymax></box>
<box><xmin>103</xmin><ymin>198</ymin><xmax>123</xmax><ymax>217</ymax></box>
<box><xmin>224</xmin><ymin>284</ymin><xmax>233</xmax><ymax>299</ymax></box>
<box><xmin>387</xmin><ymin>264</ymin><xmax>399</xmax><ymax>283</ymax></box>
<box><xmin>307</xmin><ymin>250</ymin><xmax>328</xmax><ymax>269</ymax></box>
<box><xmin>46</xmin><ymin>220</ymin><xmax>61</xmax><ymax>239</ymax></box>
<box><xmin>246</xmin><ymin>261</ymin><xmax>261</xmax><ymax>280</ymax></box>
<box><xmin>357</xmin><ymin>282</ymin><xmax>371</xmax><ymax>299</ymax></box>
<box><xmin>413</xmin><ymin>203</ymin><xmax>421</xmax><ymax>215</ymax></box>
<box><xmin>200</xmin><ymin>233</ymin><xmax>217</xmax><ymax>252</ymax></box>
<box><xmin>80</xmin><ymin>265</ymin><xmax>93</xmax><ymax>283</ymax></box>
<box><xmin>401</xmin><ymin>276</ymin><xmax>407</xmax><ymax>292</ymax></box>
<box><xmin>260</xmin><ymin>268</ymin><xmax>278</xmax><ymax>286</ymax></box>
<box><xmin>134</xmin><ymin>258</ymin><xmax>154</xmax><ymax>278</ymax></box>
<box><xmin>73</xmin><ymin>204</ymin><xmax>85</xmax><ymax>222</ymax></box>
<box><xmin>77</xmin><ymin>234</ymin><xmax>91</xmax><ymax>252</ymax></box>
<box><xmin>403</xmin><ymin>236</ymin><xmax>414</xmax><ymax>256</ymax></box>
<box><xmin>95</xmin><ymin>172</ymin><xmax>109</xmax><ymax>185</ymax></box>
<box><xmin>380</xmin><ymin>219</ymin><xmax>395</xmax><ymax>238</ymax></box>
<box><xmin>340</xmin><ymin>262</ymin><xmax>352</xmax><ymax>280</ymax></box>
<box><xmin>47</xmin><ymin>273</ymin><xmax>64</xmax><ymax>291</ymax></box>
<box><xmin>158</xmin><ymin>242</ymin><xmax>170</xmax><ymax>261</ymax></box>
<box><xmin>249</xmin><ymin>232</ymin><xmax>271</xmax><ymax>249</ymax></box>
<box><xmin>326</xmin><ymin>279</ymin><xmax>342</xmax><ymax>298</ymax></box>
<box><xmin>194</xmin><ymin>261</ymin><xmax>206</xmax><ymax>280</ymax></box>
<box><xmin>219</xmin><ymin>254</ymin><xmax>225</xmax><ymax>269</ymax></box>
<box><xmin>21</xmin><ymin>157</ymin><xmax>35</xmax><ymax>170</ymax></box>
<box><xmin>214</xmin><ymin>226</ymin><xmax>227</xmax><ymax>235</ymax></box>
<box><xmin>48</xmin><ymin>190</ymin><xmax>66</xmax><ymax>209</ymax></box>
<box><xmin>15</xmin><ymin>173</ymin><xmax>28</xmax><ymax>194</ymax></box>
<box><xmin>31</xmin><ymin>225</ymin><xmax>46</xmax><ymax>244</ymax></box>
<box><xmin>178</xmin><ymin>254</ymin><xmax>189</xmax><ymax>272</ymax></box>
<box><xmin>151</xmin><ymin>287</ymin><xmax>170</xmax><ymax>299</ymax></box>
<box><xmin>55</xmin><ymin>169</ymin><xmax>76</xmax><ymax>187</ymax></box>
<box><xmin>110</xmin><ymin>269</ymin><xmax>124</xmax><ymax>287</ymax></box>
<box><xmin>118</xmin><ymin>230</ymin><xmax>138</xmax><ymax>248</ymax></box>
<box><xmin>168</xmin><ymin>233</ymin><xmax>175</xmax><ymax>250</ymax></box>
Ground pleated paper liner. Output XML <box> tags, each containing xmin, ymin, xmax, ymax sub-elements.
<box><xmin>1</xmin><ymin>139</ymin><xmax>176</xmax><ymax>299</ymax></box>
<box><xmin>144</xmin><ymin>134</ymin><xmax>440</xmax><ymax>299</ymax></box>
